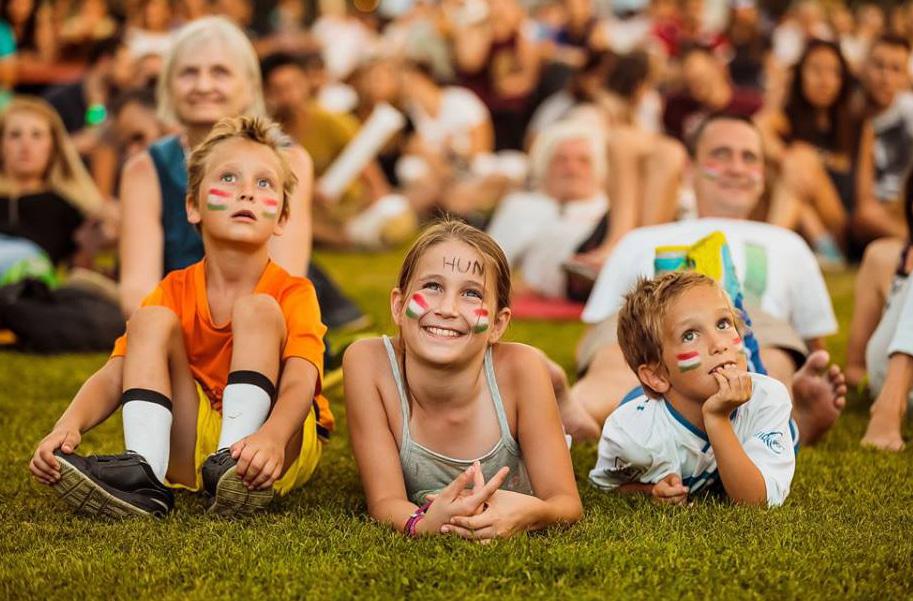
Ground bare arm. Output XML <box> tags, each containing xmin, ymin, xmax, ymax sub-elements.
<box><xmin>511</xmin><ymin>346</ymin><xmax>583</xmax><ymax>528</ymax></box>
<box><xmin>29</xmin><ymin>358</ymin><xmax>124</xmax><ymax>483</ymax></box>
<box><xmin>467</xmin><ymin>116</ymin><xmax>495</xmax><ymax>157</ymax></box>
<box><xmin>702</xmin><ymin>371</ymin><xmax>767</xmax><ymax>506</ymax></box>
<box><xmin>118</xmin><ymin>151</ymin><xmax>164</xmax><ymax>317</ymax></box>
<box><xmin>343</xmin><ymin>340</ymin><xmax>424</xmax><ymax>531</ymax></box>
<box><xmin>269</xmin><ymin>146</ymin><xmax>312</xmax><ymax>276</ymax></box>
<box><xmin>260</xmin><ymin>357</ymin><xmax>318</xmax><ymax>446</ymax></box>
<box><xmin>753</xmin><ymin>110</ymin><xmax>788</xmax><ymax>165</ymax></box>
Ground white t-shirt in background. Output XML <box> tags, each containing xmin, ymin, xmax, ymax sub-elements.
<box><xmin>488</xmin><ymin>191</ymin><xmax>608</xmax><ymax>298</ymax></box>
<box><xmin>582</xmin><ymin>218</ymin><xmax>838</xmax><ymax>341</ymax></box>
<box><xmin>589</xmin><ymin>373</ymin><xmax>797</xmax><ymax>507</ymax></box>
<box><xmin>408</xmin><ymin>87</ymin><xmax>490</xmax><ymax>157</ymax></box>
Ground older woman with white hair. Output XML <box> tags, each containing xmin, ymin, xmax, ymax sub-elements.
<box><xmin>486</xmin><ymin>120</ymin><xmax>609</xmax><ymax>299</ymax></box>
<box><xmin>117</xmin><ymin>16</ymin><xmax>315</xmax><ymax>317</ymax></box>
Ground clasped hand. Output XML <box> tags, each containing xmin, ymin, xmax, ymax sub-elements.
<box><xmin>420</xmin><ymin>461</ymin><xmax>536</xmax><ymax>541</ymax></box>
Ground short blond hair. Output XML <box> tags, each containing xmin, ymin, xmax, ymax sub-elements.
<box><xmin>617</xmin><ymin>271</ymin><xmax>741</xmax><ymax>395</ymax></box>
<box><xmin>187</xmin><ymin>116</ymin><xmax>297</xmax><ymax>222</ymax></box>
<box><xmin>157</xmin><ymin>16</ymin><xmax>266</xmax><ymax>126</ymax></box>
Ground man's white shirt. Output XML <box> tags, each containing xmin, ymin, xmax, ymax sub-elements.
<box><xmin>589</xmin><ymin>373</ymin><xmax>797</xmax><ymax>507</ymax></box>
<box><xmin>581</xmin><ymin>218</ymin><xmax>838</xmax><ymax>341</ymax></box>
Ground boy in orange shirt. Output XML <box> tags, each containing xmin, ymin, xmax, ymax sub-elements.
<box><xmin>29</xmin><ymin>116</ymin><xmax>332</xmax><ymax>518</ymax></box>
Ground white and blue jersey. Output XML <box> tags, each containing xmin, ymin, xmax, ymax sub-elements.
<box><xmin>589</xmin><ymin>374</ymin><xmax>798</xmax><ymax>507</ymax></box>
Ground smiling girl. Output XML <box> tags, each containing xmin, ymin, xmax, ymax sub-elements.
<box><xmin>344</xmin><ymin>219</ymin><xmax>581</xmax><ymax>539</ymax></box>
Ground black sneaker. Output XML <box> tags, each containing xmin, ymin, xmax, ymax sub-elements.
<box><xmin>52</xmin><ymin>451</ymin><xmax>174</xmax><ymax>519</ymax></box>
<box><xmin>308</xmin><ymin>263</ymin><xmax>372</xmax><ymax>332</ymax></box>
<box><xmin>201</xmin><ymin>448</ymin><xmax>274</xmax><ymax>517</ymax></box>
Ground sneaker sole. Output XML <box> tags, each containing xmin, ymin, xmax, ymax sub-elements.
<box><xmin>53</xmin><ymin>457</ymin><xmax>156</xmax><ymax>519</ymax></box>
<box><xmin>207</xmin><ymin>465</ymin><xmax>274</xmax><ymax>518</ymax></box>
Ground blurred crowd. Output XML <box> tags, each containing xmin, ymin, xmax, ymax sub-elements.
<box><xmin>3</xmin><ymin>0</ymin><xmax>913</xmax><ymax>307</ymax></box>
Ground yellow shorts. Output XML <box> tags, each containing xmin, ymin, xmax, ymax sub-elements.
<box><xmin>167</xmin><ymin>383</ymin><xmax>322</xmax><ymax>496</ymax></box>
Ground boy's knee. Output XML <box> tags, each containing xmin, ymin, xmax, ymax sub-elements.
<box><xmin>232</xmin><ymin>294</ymin><xmax>285</xmax><ymax>332</ymax></box>
<box><xmin>127</xmin><ymin>306</ymin><xmax>180</xmax><ymax>339</ymax></box>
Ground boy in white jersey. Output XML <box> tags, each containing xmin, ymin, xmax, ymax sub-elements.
<box><xmin>589</xmin><ymin>271</ymin><xmax>796</xmax><ymax>507</ymax></box>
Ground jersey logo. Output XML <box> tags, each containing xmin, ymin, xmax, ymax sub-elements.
<box><xmin>756</xmin><ymin>430</ymin><xmax>785</xmax><ymax>454</ymax></box>
<box><xmin>609</xmin><ymin>458</ymin><xmax>644</xmax><ymax>481</ymax></box>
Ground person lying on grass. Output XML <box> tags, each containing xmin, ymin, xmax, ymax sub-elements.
<box><xmin>589</xmin><ymin>272</ymin><xmax>797</xmax><ymax>507</ymax></box>
<box><xmin>29</xmin><ymin>116</ymin><xmax>333</xmax><ymax>519</ymax></box>
<box><xmin>344</xmin><ymin>219</ymin><xmax>582</xmax><ymax>539</ymax></box>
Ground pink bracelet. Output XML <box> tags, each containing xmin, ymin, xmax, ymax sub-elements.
<box><xmin>404</xmin><ymin>501</ymin><xmax>433</xmax><ymax>537</ymax></box>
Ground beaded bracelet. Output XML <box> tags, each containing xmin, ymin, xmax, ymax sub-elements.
<box><xmin>404</xmin><ymin>501</ymin><xmax>433</xmax><ymax>537</ymax></box>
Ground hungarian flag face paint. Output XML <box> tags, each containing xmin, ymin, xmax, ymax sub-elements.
<box><xmin>207</xmin><ymin>187</ymin><xmax>231</xmax><ymax>210</ymax></box>
<box><xmin>405</xmin><ymin>293</ymin><xmax>429</xmax><ymax>319</ymax></box>
<box><xmin>472</xmin><ymin>308</ymin><xmax>489</xmax><ymax>333</ymax></box>
<box><xmin>262</xmin><ymin>197</ymin><xmax>280</xmax><ymax>219</ymax></box>
<box><xmin>676</xmin><ymin>351</ymin><xmax>701</xmax><ymax>372</ymax></box>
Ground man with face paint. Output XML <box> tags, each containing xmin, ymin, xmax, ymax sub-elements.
<box><xmin>557</xmin><ymin>113</ymin><xmax>847</xmax><ymax>447</ymax></box>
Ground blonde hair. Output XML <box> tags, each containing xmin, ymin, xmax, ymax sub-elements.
<box><xmin>186</xmin><ymin>116</ymin><xmax>296</xmax><ymax>221</ymax></box>
<box><xmin>528</xmin><ymin>120</ymin><xmax>607</xmax><ymax>190</ymax></box>
<box><xmin>617</xmin><ymin>272</ymin><xmax>741</xmax><ymax>396</ymax></box>
<box><xmin>156</xmin><ymin>16</ymin><xmax>266</xmax><ymax>126</ymax></box>
<box><xmin>397</xmin><ymin>218</ymin><xmax>511</xmax><ymax>311</ymax></box>
<box><xmin>0</xmin><ymin>96</ymin><xmax>103</xmax><ymax>215</ymax></box>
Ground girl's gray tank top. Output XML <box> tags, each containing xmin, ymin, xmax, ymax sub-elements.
<box><xmin>382</xmin><ymin>336</ymin><xmax>533</xmax><ymax>505</ymax></box>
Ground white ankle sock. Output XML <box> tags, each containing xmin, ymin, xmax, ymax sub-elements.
<box><xmin>217</xmin><ymin>371</ymin><xmax>275</xmax><ymax>450</ymax></box>
<box><xmin>122</xmin><ymin>389</ymin><xmax>173</xmax><ymax>483</ymax></box>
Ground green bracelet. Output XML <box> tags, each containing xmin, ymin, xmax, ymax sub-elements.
<box><xmin>85</xmin><ymin>103</ymin><xmax>107</xmax><ymax>126</ymax></box>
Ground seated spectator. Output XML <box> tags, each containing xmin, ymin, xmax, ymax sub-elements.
<box><xmin>88</xmin><ymin>86</ymin><xmax>171</xmax><ymax>199</ymax></box>
<box><xmin>3</xmin><ymin>0</ymin><xmax>57</xmax><ymax>74</ymax></box>
<box><xmin>58</xmin><ymin>0</ymin><xmax>118</xmax><ymax>57</ymax></box>
<box><xmin>396</xmin><ymin>57</ymin><xmax>519</xmax><ymax>220</ymax></box>
<box><xmin>487</xmin><ymin>121</ymin><xmax>607</xmax><ymax>299</ymax></box>
<box><xmin>756</xmin><ymin>39</ymin><xmax>875</xmax><ymax>267</ymax></box>
<box><xmin>447</xmin><ymin>0</ymin><xmax>540</xmax><ymax>150</ymax></box>
<box><xmin>43</xmin><ymin>35</ymin><xmax>136</xmax><ymax>154</ymax></box>
<box><xmin>261</xmin><ymin>51</ymin><xmax>415</xmax><ymax>249</ymax></box>
<box><xmin>558</xmin><ymin>114</ymin><xmax>846</xmax><ymax>444</ymax></box>
<box><xmin>859</xmin><ymin>35</ymin><xmax>913</xmax><ymax>239</ymax></box>
<box><xmin>846</xmin><ymin>170</ymin><xmax>913</xmax><ymax>451</ymax></box>
<box><xmin>125</xmin><ymin>0</ymin><xmax>175</xmax><ymax>60</ymax></box>
<box><xmin>0</xmin><ymin>96</ymin><xmax>107</xmax><ymax>283</ymax></box>
<box><xmin>663</xmin><ymin>44</ymin><xmax>764</xmax><ymax>143</ymax></box>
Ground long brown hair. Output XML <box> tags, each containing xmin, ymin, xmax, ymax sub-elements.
<box><xmin>397</xmin><ymin>218</ymin><xmax>512</xmax><ymax>311</ymax></box>
<box><xmin>0</xmin><ymin>96</ymin><xmax>103</xmax><ymax>215</ymax></box>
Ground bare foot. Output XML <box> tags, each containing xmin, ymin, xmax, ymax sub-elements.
<box><xmin>861</xmin><ymin>405</ymin><xmax>906</xmax><ymax>451</ymax></box>
<box><xmin>791</xmin><ymin>350</ymin><xmax>847</xmax><ymax>445</ymax></box>
<box><xmin>542</xmin><ymin>356</ymin><xmax>602</xmax><ymax>441</ymax></box>
<box><xmin>560</xmin><ymin>392</ymin><xmax>602</xmax><ymax>442</ymax></box>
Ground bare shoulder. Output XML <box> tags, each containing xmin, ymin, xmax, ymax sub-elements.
<box><xmin>122</xmin><ymin>150</ymin><xmax>158</xmax><ymax>181</ymax></box>
<box><xmin>286</xmin><ymin>144</ymin><xmax>313</xmax><ymax>173</ymax></box>
<box><xmin>491</xmin><ymin>342</ymin><xmax>550</xmax><ymax>384</ymax></box>
<box><xmin>343</xmin><ymin>337</ymin><xmax>389</xmax><ymax>371</ymax></box>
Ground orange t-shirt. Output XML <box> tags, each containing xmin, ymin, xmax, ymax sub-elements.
<box><xmin>112</xmin><ymin>260</ymin><xmax>334</xmax><ymax>437</ymax></box>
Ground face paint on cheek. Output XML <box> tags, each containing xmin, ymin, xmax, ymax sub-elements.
<box><xmin>262</xmin><ymin>197</ymin><xmax>280</xmax><ymax>219</ymax></box>
<box><xmin>676</xmin><ymin>351</ymin><xmax>701</xmax><ymax>372</ymax></box>
<box><xmin>207</xmin><ymin>187</ymin><xmax>231</xmax><ymax>210</ymax></box>
<box><xmin>700</xmin><ymin>162</ymin><xmax>723</xmax><ymax>181</ymax></box>
<box><xmin>471</xmin><ymin>308</ymin><xmax>490</xmax><ymax>333</ymax></box>
<box><xmin>405</xmin><ymin>293</ymin><xmax>430</xmax><ymax>319</ymax></box>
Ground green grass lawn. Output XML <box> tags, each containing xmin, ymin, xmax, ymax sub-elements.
<box><xmin>2</xmin><ymin>249</ymin><xmax>912</xmax><ymax>600</ymax></box>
